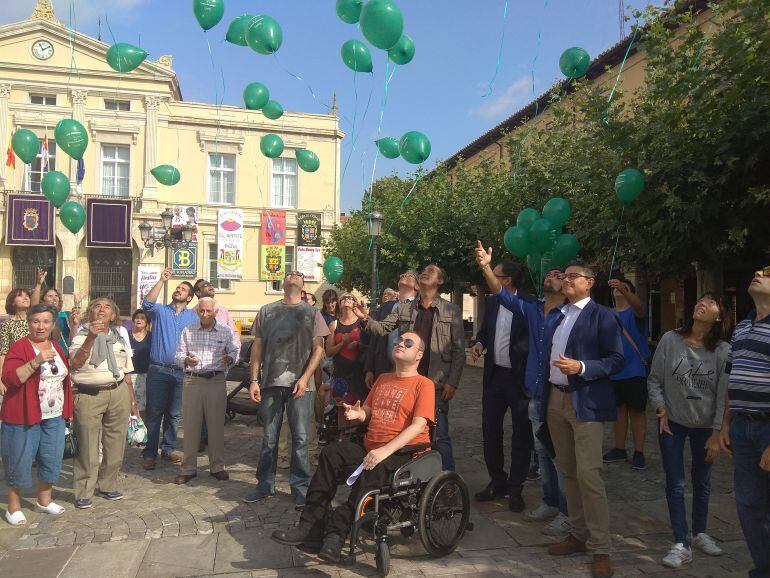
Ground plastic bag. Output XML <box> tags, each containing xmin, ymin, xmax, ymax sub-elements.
<box><xmin>127</xmin><ymin>415</ymin><xmax>148</xmax><ymax>446</ymax></box>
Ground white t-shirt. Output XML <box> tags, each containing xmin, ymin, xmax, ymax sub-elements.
<box><xmin>32</xmin><ymin>345</ymin><xmax>68</xmax><ymax>419</ymax></box>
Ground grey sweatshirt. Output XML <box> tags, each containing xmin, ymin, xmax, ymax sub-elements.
<box><xmin>646</xmin><ymin>330</ymin><xmax>729</xmax><ymax>430</ymax></box>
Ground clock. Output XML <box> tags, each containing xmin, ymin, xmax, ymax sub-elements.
<box><xmin>32</xmin><ymin>40</ymin><xmax>54</xmax><ymax>61</ymax></box>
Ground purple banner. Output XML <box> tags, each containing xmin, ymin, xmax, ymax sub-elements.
<box><xmin>86</xmin><ymin>198</ymin><xmax>132</xmax><ymax>248</ymax></box>
<box><xmin>5</xmin><ymin>193</ymin><xmax>55</xmax><ymax>246</ymax></box>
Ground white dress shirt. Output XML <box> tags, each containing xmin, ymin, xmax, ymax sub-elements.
<box><xmin>549</xmin><ymin>296</ymin><xmax>591</xmax><ymax>385</ymax></box>
<box><xmin>494</xmin><ymin>297</ymin><xmax>514</xmax><ymax>368</ymax></box>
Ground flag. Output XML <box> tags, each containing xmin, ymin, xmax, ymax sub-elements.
<box><xmin>77</xmin><ymin>158</ymin><xmax>85</xmax><ymax>184</ymax></box>
<box><xmin>5</xmin><ymin>133</ymin><xmax>14</xmax><ymax>169</ymax></box>
<box><xmin>41</xmin><ymin>129</ymin><xmax>49</xmax><ymax>172</ymax></box>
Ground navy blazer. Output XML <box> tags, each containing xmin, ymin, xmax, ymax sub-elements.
<box><xmin>474</xmin><ymin>291</ymin><xmax>536</xmax><ymax>390</ymax></box>
<box><xmin>540</xmin><ymin>299</ymin><xmax>624</xmax><ymax>422</ymax></box>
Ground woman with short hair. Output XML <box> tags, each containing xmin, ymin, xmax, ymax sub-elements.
<box><xmin>0</xmin><ymin>288</ymin><xmax>32</xmax><ymax>397</ymax></box>
<box><xmin>1</xmin><ymin>303</ymin><xmax>73</xmax><ymax>526</ymax></box>
<box><xmin>129</xmin><ymin>309</ymin><xmax>151</xmax><ymax>420</ymax></box>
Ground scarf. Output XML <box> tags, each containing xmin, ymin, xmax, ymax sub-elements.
<box><xmin>80</xmin><ymin>324</ymin><xmax>123</xmax><ymax>380</ymax></box>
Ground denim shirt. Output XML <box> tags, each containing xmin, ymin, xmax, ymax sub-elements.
<box><xmin>142</xmin><ymin>299</ymin><xmax>198</xmax><ymax>366</ymax></box>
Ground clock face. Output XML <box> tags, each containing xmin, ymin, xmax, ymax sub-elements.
<box><xmin>32</xmin><ymin>40</ymin><xmax>54</xmax><ymax>61</ymax></box>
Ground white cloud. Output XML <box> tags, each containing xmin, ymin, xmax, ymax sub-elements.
<box><xmin>470</xmin><ymin>76</ymin><xmax>534</xmax><ymax>119</ymax></box>
<box><xmin>2</xmin><ymin>0</ymin><xmax>148</xmax><ymax>28</ymax></box>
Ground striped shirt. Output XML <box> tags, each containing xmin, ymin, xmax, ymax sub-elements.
<box><xmin>727</xmin><ymin>313</ymin><xmax>770</xmax><ymax>413</ymax></box>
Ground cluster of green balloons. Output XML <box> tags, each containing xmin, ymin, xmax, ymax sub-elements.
<box><xmin>614</xmin><ymin>168</ymin><xmax>645</xmax><ymax>204</ymax></box>
<box><xmin>375</xmin><ymin>131</ymin><xmax>431</xmax><ymax>164</ymax></box>
<box><xmin>559</xmin><ymin>46</ymin><xmax>591</xmax><ymax>79</ymax></box>
<box><xmin>242</xmin><ymin>83</ymin><xmax>284</xmax><ymax>119</ymax></box>
<box><xmin>337</xmin><ymin>0</ymin><xmax>415</xmax><ymax>69</ymax></box>
<box><xmin>323</xmin><ymin>256</ymin><xmax>344</xmax><ymax>283</ymax></box>
<box><xmin>106</xmin><ymin>43</ymin><xmax>147</xmax><ymax>73</ymax></box>
<box><xmin>195</xmin><ymin>0</ymin><xmax>282</xmax><ymax>55</ymax></box>
<box><xmin>504</xmin><ymin>198</ymin><xmax>581</xmax><ymax>281</ymax></box>
<box><xmin>151</xmin><ymin>165</ymin><xmax>181</xmax><ymax>186</ymax></box>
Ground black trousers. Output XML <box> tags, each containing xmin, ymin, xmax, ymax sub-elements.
<box><xmin>299</xmin><ymin>440</ymin><xmax>412</xmax><ymax>539</ymax></box>
<box><xmin>481</xmin><ymin>365</ymin><xmax>533</xmax><ymax>495</ymax></box>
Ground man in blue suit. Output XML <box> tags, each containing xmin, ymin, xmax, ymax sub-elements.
<box><xmin>470</xmin><ymin>261</ymin><xmax>537</xmax><ymax>512</ymax></box>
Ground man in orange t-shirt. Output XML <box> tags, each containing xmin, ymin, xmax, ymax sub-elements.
<box><xmin>271</xmin><ymin>331</ymin><xmax>435</xmax><ymax>563</ymax></box>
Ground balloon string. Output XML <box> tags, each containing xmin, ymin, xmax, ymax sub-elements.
<box><xmin>367</xmin><ymin>58</ymin><xmax>397</xmax><ymax>215</ymax></box>
<box><xmin>66</xmin><ymin>2</ymin><xmax>80</xmax><ymax>86</ymax></box>
<box><xmin>381</xmin><ymin>174</ymin><xmax>421</xmax><ymax>241</ymax></box>
<box><xmin>482</xmin><ymin>0</ymin><xmax>509</xmax><ymax>98</ymax></box>
<box><xmin>341</xmin><ymin>74</ymin><xmax>375</xmax><ymax>192</ymax></box>
<box><xmin>602</xmin><ymin>22</ymin><xmax>639</xmax><ymax>124</ymax></box>
<box><xmin>608</xmin><ymin>204</ymin><xmax>625</xmax><ymax>279</ymax></box>
<box><xmin>204</xmin><ymin>33</ymin><xmax>225</xmax><ymax>154</ymax></box>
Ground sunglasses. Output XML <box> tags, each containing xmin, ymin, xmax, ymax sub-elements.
<box><xmin>340</xmin><ymin>296</ymin><xmax>355</xmax><ymax>302</ymax></box>
<box><xmin>285</xmin><ymin>271</ymin><xmax>304</xmax><ymax>278</ymax></box>
<box><xmin>395</xmin><ymin>336</ymin><xmax>421</xmax><ymax>350</ymax></box>
<box><xmin>760</xmin><ymin>266</ymin><xmax>770</xmax><ymax>277</ymax></box>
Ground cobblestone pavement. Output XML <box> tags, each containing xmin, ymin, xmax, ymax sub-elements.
<box><xmin>0</xmin><ymin>365</ymin><xmax>755</xmax><ymax>577</ymax></box>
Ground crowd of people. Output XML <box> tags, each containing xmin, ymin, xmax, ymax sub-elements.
<box><xmin>0</xmin><ymin>248</ymin><xmax>768</xmax><ymax>577</ymax></box>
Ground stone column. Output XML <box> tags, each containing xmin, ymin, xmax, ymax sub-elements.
<box><xmin>143</xmin><ymin>95</ymin><xmax>161</xmax><ymax>199</ymax></box>
<box><xmin>70</xmin><ymin>89</ymin><xmax>87</xmax><ymax>186</ymax></box>
<box><xmin>0</xmin><ymin>83</ymin><xmax>11</xmax><ymax>189</ymax></box>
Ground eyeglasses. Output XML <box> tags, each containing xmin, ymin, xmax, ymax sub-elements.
<box><xmin>285</xmin><ymin>271</ymin><xmax>304</xmax><ymax>278</ymax></box>
<box><xmin>340</xmin><ymin>296</ymin><xmax>355</xmax><ymax>302</ymax></box>
<box><xmin>395</xmin><ymin>336</ymin><xmax>422</xmax><ymax>350</ymax></box>
<box><xmin>559</xmin><ymin>273</ymin><xmax>594</xmax><ymax>281</ymax></box>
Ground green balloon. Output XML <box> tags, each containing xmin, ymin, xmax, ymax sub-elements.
<box><xmin>106</xmin><ymin>43</ymin><xmax>147</xmax><ymax>73</ymax></box>
<box><xmin>59</xmin><ymin>201</ymin><xmax>86</xmax><ymax>234</ymax></box>
<box><xmin>193</xmin><ymin>0</ymin><xmax>224</xmax><ymax>31</ymax></box>
<box><xmin>503</xmin><ymin>226</ymin><xmax>530</xmax><ymax>258</ymax></box>
<box><xmin>516</xmin><ymin>208</ymin><xmax>540</xmax><ymax>231</ymax></box>
<box><xmin>41</xmin><ymin>171</ymin><xmax>71</xmax><ymax>208</ymax></box>
<box><xmin>246</xmin><ymin>15</ymin><xmax>283</xmax><ymax>55</ymax></box>
<box><xmin>262</xmin><ymin>100</ymin><xmax>284</xmax><ymax>120</ymax></box>
<box><xmin>398</xmin><ymin>131</ymin><xmax>431</xmax><ymax>164</ymax></box>
<box><xmin>226</xmin><ymin>14</ymin><xmax>253</xmax><ymax>46</ymax></box>
<box><xmin>559</xmin><ymin>46</ymin><xmax>591</xmax><ymax>79</ymax></box>
<box><xmin>295</xmin><ymin>149</ymin><xmax>320</xmax><ymax>173</ymax></box>
<box><xmin>54</xmin><ymin>118</ymin><xmax>88</xmax><ymax>160</ymax></box>
<box><xmin>375</xmin><ymin>137</ymin><xmax>400</xmax><ymax>159</ymax></box>
<box><xmin>11</xmin><ymin>129</ymin><xmax>40</xmax><ymax>164</ymax></box>
<box><xmin>336</xmin><ymin>0</ymin><xmax>363</xmax><ymax>24</ymax></box>
<box><xmin>615</xmin><ymin>168</ymin><xmax>645</xmax><ymax>204</ymax></box>
<box><xmin>542</xmin><ymin>197</ymin><xmax>571</xmax><ymax>228</ymax></box>
<box><xmin>323</xmin><ymin>256</ymin><xmax>344</xmax><ymax>283</ymax></box>
<box><xmin>360</xmin><ymin>0</ymin><xmax>403</xmax><ymax>50</ymax></box>
<box><xmin>528</xmin><ymin>218</ymin><xmax>556</xmax><ymax>254</ymax></box>
<box><xmin>388</xmin><ymin>34</ymin><xmax>415</xmax><ymax>65</ymax></box>
<box><xmin>151</xmin><ymin>165</ymin><xmax>181</xmax><ymax>186</ymax></box>
<box><xmin>552</xmin><ymin>234</ymin><xmax>580</xmax><ymax>266</ymax></box>
<box><xmin>341</xmin><ymin>39</ymin><xmax>373</xmax><ymax>73</ymax></box>
<box><xmin>243</xmin><ymin>83</ymin><xmax>270</xmax><ymax>110</ymax></box>
<box><xmin>260</xmin><ymin>134</ymin><xmax>284</xmax><ymax>158</ymax></box>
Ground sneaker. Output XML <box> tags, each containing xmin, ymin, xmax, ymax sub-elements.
<box><xmin>527</xmin><ymin>464</ymin><xmax>542</xmax><ymax>481</ymax></box>
<box><xmin>662</xmin><ymin>543</ymin><xmax>692</xmax><ymax>568</ymax></box>
<box><xmin>525</xmin><ymin>503</ymin><xmax>559</xmax><ymax>522</ymax></box>
<box><xmin>74</xmin><ymin>499</ymin><xmax>93</xmax><ymax>509</ymax></box>
<box><xmin>602</xmin><ymin>448</ymin><xmax>627</xmax><ymax>463</ymax></box>
<box><xmin>692</xmin><ymin>533</ymin><xmax>724</xmax><ymax>556</ymax></box>
<box><xmin>98</xmin><ymin>491</ymin><xmax>124</xmax><ymax>501</ymax></box>
<box><xmin>542</xmin><ymin>512</ymin><xmax>571</xmax><ymax>537</ymax></box>
<box><xmin>242</xmin><ymin>487</ymin><xmax>275</xmax><ymax>504</ymax></box>
<box><xmin>631</xmin><ymin>451</ymin><xmax>646</xmax><ymax>470</ymax></box>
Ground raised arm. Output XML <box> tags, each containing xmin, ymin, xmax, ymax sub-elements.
<box><xmin>143</xmin><ymin>267</ymin><xmax>172</xmax><ymax>307</ymax></box>
<box><xmin>31</xmin><ymin>267</ymin><xmax>47</xmax><ymax>306</ymax></box>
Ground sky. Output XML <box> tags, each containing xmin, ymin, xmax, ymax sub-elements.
<box><xmin>6</xmin><ymin>1</ymin><xmax>661</xmax><ymax>213</ymax></box>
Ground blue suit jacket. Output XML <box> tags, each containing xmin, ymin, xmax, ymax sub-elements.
<box><xmin>540</xmin><ymin>299</ymin><xmax>625</xmax><ymax>422</ymax></box>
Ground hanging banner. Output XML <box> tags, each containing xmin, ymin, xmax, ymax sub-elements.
<box><xmin>260</xmin><ymin>210</ymin><xmax>286</xmax><ymax>245</ymax></box>
<box><xmin>260</xmin><ymin>245</ymin><xmax>286</xmax><ymax>281</ymax></box>
<box><xmin>5</xmin><ymin>193</ymin><xmax>55</xmax><ymax>246</ymax></box>
<box><xmin>217</xmin><ymin>208</ymin><xmax>243</xmax><ymax>280</ymax></box>
<box><xmin>86</xmin><ymin>198</ymin><xmax>132</xmax><ymax>248</ymax></box>
<box><xmin>297</xmin><ymin>212</ymin><xmax>322</xmax><ymax>247</ymax></box>
<box><xmin>137</xmin><ymin>265</ymin><xmax>161</xmax><ymax>309</ymax></box>
<box><xmin>296</xmin><ymin>246</ymin><xmax>322</xmax><ymax>281</ymax></box>
<box><xmin>172</xmin><ymin>244</ymin><xmax>197</xmax><ymax>279</ymax></box>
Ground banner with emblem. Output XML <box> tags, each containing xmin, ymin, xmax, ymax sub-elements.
<box><xmin>297</xmin><ymin>212</ymin><xmax>322</xmax><ymax>247</ymax></box>
<box><xmin>217</xmin><ymin>208</ymin><xmax>243</xmax><ymax>280</ymax></box>
<box><xmin>172</xmin><ymin>244</ymin><xmax>197</xmax><ymax>279</ymax></box>
<box><xmin>260</xmin><ymin>245</ymin><xmax>286</xmax><ymax>281</ymax></box>
<box><xmin>86</xmin><ymin>198</ymin><xmax>132</xmax><ymax>248</ymax></box>
<box><xmin>260</xmin><ymin>210</ymin><xmax>286</xmax><ymax>245</ymax></box>
<box><xmin>5</xmin><ymin>193</ymin><xmax>55</xmax><ymax>246</ymax></box>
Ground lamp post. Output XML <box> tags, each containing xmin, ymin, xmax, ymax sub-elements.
<box><xmin>139</xmin><ymin>207</ymin><xmax>195</xmax><ymax>302</ymax></box>
<box><xmin>368</xmin><ymin>211</ymin><xmax>383</xmax><ymax>310</ymax></box>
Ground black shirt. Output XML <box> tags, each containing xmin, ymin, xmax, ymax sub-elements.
<box><xmin>414</xmin><ymin>302</ymin><xmax>435</xmax><ymax>377</ymax></box>
<box><xmin>129</xmin><ymin>331</ymin><xmax>152</xmax><ymax>374</ymax></box>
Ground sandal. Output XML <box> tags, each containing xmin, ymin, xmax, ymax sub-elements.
<box><xmin>5</xmin><ymin>509</ymin><xmax>27</xmax><ymax>526</ymax></box>
<box><xmin>35</xmin><ymin>501</ymin><xmax>65</xmax><ymax>515</ymax></box>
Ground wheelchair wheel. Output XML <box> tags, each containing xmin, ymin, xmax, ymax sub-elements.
<box><xmin>417</xmin><ymin>471</ymin><xmax>470</xmax><ymax>557</ymax></box>
<box><xmin>375</xmin><ymin>540</ymin><xmax>391</xmax><ymax>576</ymax></box>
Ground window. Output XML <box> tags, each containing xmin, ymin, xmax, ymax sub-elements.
<box><xmin>23</xmin><ymin>141</ymin><xmax>56</xmax><ymax>193</ymax></box>
<box><xmin>105</xmin><ymin>99</ymin><xmax>130</xmax><ymax>111</ymax></box>
<box><xmin>30</xmin><ymin>94</ymin><xmax>56</xmax><ymax>105</ymax></box>
<box><xmin>208</xmin><ymin>243</ymin><xmax>232</xmax><ymax>291</ymax></box>
<box><xmin>271</xmin><ymin>157</ymin><xmax>297</xmax><ymax>208</ymax></box>
<box><xmin>101</xmin><ymin>145</ymin><xmax>130</xmax><ymax>197</ymax></box>
<box><xmin>208</xmin><ymin>153</ymin><xmax>235</xmax><ymax>204</ymax></box>
<box><xmin>271</xmin><ymin>245</ymin><xmax>294</xmax><ymax>292</ymax></box>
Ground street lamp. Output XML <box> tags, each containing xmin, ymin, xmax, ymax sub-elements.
<box><xmin>139</xmin><ymin>207</ymin><xmax>196</xmax><ymax>302</ymax></box>
<box><xmin>368</xmin><ymin>211</ymin><xmax>383</xmax><ymax>309</ymax></box>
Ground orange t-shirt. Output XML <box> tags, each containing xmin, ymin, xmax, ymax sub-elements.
<box><xmin>363</xmin><ymin>373</ymin><xmax>435</xmax><ymax>451</ymax></box>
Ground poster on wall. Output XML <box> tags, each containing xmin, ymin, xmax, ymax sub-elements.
<box><xmin>172</xmin><ymin>206</ymin><xmax>198</xmax><ymax>241</ymax></box>
<box><xmin>172</xmin><ymin>244</ymin><xmax>197</xmax><ymax>279</ymax></box>
<box><xmin>137</xmin><ymin>266</ymin><xmax>161</xmax><ymax>308</ymax></box>
<box><xmin>260</xmin><ymin>244</ymin><xmax>286</xmax><ymax>281</ymax></box>
<box><xmin>297</xmin><ymin>212</ymin><xmax>322</xmax><ymax>247</ymax></box>
<box><xmin>296</xmin><ymin>246</ymin><xmax>322</xmax><ymax>281</ymax></box>
<box><xmin>260</xmin><ymin>210</ymin><xmax>286</xmax><ymax>245</ymax></box>
<box><xmin>217</xmin><ymin>209</ymin><xmax>243</xmax><ymax>280</ymax></box>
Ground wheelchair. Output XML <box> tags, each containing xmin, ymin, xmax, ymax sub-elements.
<box><xmin>343</xmin><ymin>443</ymin><xmax>473</xmax><ymax>576</ymax></box>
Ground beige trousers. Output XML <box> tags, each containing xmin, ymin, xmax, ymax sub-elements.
<box><xmin>181</xmin><ymin>374</ymin><xmax>226</xmax><ymax>476</ymax></box>
<box><xmin>73</xmin><ymin>383</ymin><xmax>131</xmax><ymax>500</ymax></box>
<box><xmin>547</xmin><ymin>386</ymin><xmax>611</xmax><ymax>554</ymax></box>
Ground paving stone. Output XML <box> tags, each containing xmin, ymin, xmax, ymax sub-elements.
<box><xmin>213</xmin><ymin>529</ymin><xmax>293</xmax><ymax>574</ymax></box>
<box><xmin>60</xmin><ymin>539</ymin><xmax>150</xmax><ymax>578</ymax></box>
<box><xmin>138</xmin><ymin>534</ymin><xmax>218</xmax><ymax>577</ymax></box>
<box><xmin>0</xmin><ymin>545</ymin><xmax>77</xmax><ymax>578</ymax></box>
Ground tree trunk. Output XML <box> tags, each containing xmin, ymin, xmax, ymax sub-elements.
<box><xmin>696</xmin><ymin>265</ymin><xmax>724</xmax><ymax>296</ymax></box>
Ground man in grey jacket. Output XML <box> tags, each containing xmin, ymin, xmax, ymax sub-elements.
<box><xmin>354</xmin><ymin>264</ymin><xmax>465</xmax><ymax>470</ymax></box>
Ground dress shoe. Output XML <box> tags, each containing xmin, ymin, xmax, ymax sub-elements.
<box><xmin>591</xmin><ymin>554</ymin><xmax>614</xmax><ymax>577</ymax></box>
<box><xmin>174</xmin><ymin>473</ymin><xmax>197</xmax><ymax>485</ymax></box>
<box><xmin>547</xmin><ymin>535</ymin><xmax>588</xmax><ymax>556</ymax></box>
<box><xmin>209</xmin><ymin>470</ymin><xmax>229</xmax><ymax>481</ymax></box>
<box><xmin>474</xmin><ymin>484</ymin><xmax>508</xmax><ymax>502</ymax></box>
<box><xmin>162</xmin><ymin>451</ymin><xmax>183</xmax><ymax>464</ymax></box>
<box><xmin>319</xmin><ymin>533</ymin><xmax>344</xmax><ymax>563</ymax></box>
<box><xmin>142</xmin><ymin>458</ymin><xmax>156</xmax><ymax>470</ymax></box>
<box><xmin>508</xmin><ymin>493</ymin><xmax>525</xmax><ymax>513</ymax></box>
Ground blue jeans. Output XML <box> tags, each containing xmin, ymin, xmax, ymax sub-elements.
<box><xmin>256</xmin><ymin>387</ymin><xmax>313</xmax><ymax>497</ymax></box>
<box><xmin>730</xmin><ymin>413</ymin><xmax>770</xmax><ymax>578</ymax></box>
<box><xmin>142</xmin><ymin>364</ymin><xmax>184</xmax><ymax>459</ymax></box>
<box><xmin>658</xmin><ymin>420</ymin><xmax>713</xmax><ymax>546</ymax></box>
<box><xmin>436</xmin><ymin>395</ymin><xmax>454</xmax><ymax>471</ymax></box>
<box><xmin>529</xmin><ymin>398</ymin><xmax>567</xmax><ymax>513</ymax></box>
<box><xmin>1</xmin><ymin>417</ymin><xmax>65</xmax><ymax>489</ymax></box>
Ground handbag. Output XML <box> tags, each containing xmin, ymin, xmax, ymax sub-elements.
<box><xmin>536</xmin><ymin>422</ymin><xmax>556</xmax><ymax>460</ymax></box>
<box><xmin>63</xmin><ymin>419</ymin><xmax>78</xmax><ymax>459</ymax></box>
